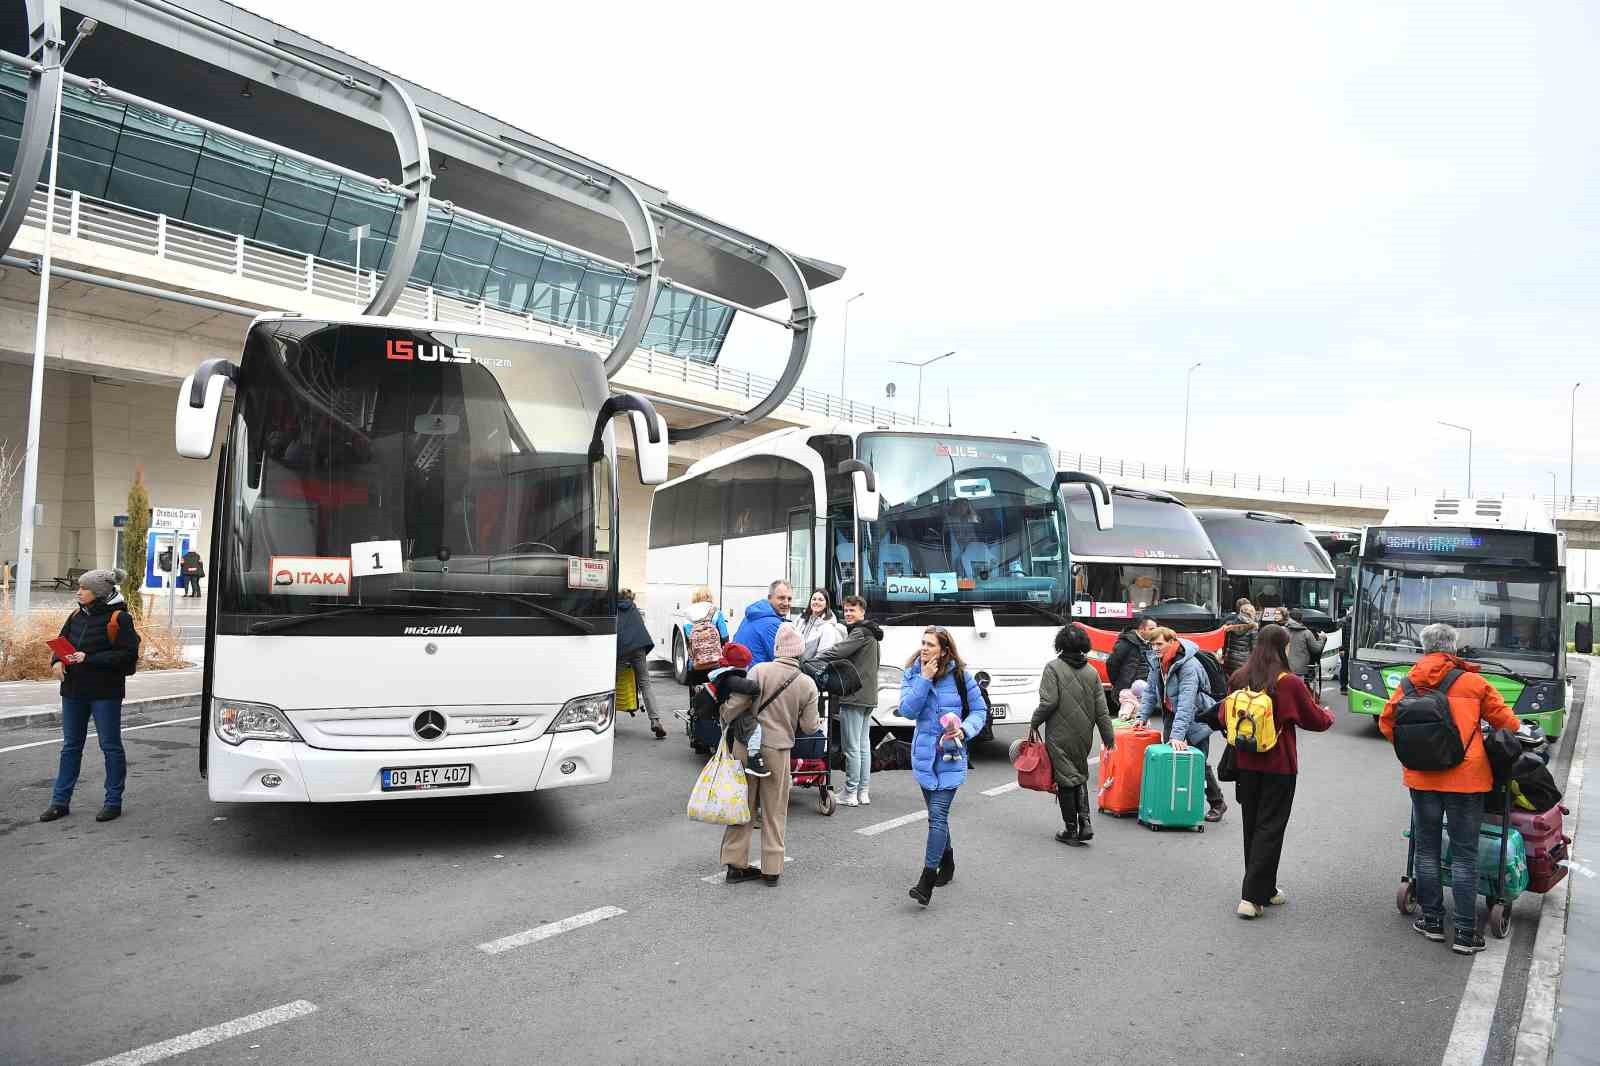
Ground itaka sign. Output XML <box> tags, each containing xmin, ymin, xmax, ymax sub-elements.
<box><xmin>269</xmin><ymin>556</ymin><xmax>352</xmax><ymax>597</ymax></box>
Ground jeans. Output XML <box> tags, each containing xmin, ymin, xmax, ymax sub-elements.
<box><xmin>922</xmin><ymin>786</ymin><xmax>957</xmax><ymax>869</ymax></box>
<box><xmin>839</xmin><ymin>704</ymin><xmax>873</xmax><ymax>793</ymax></box>
<box><xmin>1411</xmin><ymin>788</ymin><xmax>1485</xmax><ymax>935</ymax></box>
<box><xmin>1237</xmin><ymin>770</ymin><xmax>1297</xmax><ymax>905</ymax></box>
<box><xmin>52</xmin><ymin>697</ymin><xmax>126</xmax><ymax>808</ymax></box>
<box><xmin>621</xmin><ymin>650</ymin><xmax>660</xmax><ymax>724</ymax></box>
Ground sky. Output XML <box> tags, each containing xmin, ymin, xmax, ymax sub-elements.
<box><xmin>250</xmin><ymin>0</ymin><xmax>1600</xmax><ymax>501</ymax></box>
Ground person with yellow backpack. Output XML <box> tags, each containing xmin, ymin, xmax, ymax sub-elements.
<box><xmin>1221</xmin><ymin>624</ymin><xmax>1334</xmax><ymax>920</ymax></box>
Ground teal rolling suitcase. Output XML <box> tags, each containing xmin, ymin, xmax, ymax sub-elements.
<box><xmin>1138</xmin><ymin>743</ymin><xmax>1207</xmax><ymax>832</ymax></box>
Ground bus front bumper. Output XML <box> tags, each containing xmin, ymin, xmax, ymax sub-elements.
<box><xmin>206</xmin><ymin>727</ymin><xmax>613</xmax><ymax>802</ymax></box>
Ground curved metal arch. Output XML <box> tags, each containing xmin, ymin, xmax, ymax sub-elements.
<box><xmin>0</xmin><ymin>0</ymin><xmax>63</xmax><ymax>258</ymax></box>
<box><xmin>670</xmin><ymin>238</ymin><xmax>817</xmax><ymax>442</ymax></box>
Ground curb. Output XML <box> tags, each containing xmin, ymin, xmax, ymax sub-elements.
<box><xmin>0</xmin><ymin>692</ymin><xmax>201</xmax><ymax>732</ymax></box>
<box><xmin>1513</xmin><ymin>655</ymin><xmax>1595</xmax><ymax>1065</ymax></box>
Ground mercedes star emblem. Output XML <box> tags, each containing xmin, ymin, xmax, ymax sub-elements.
<box><xmin>412</xmin><ymin>709</ymin><xmax>447</xmax><ymax>741</ymax></box>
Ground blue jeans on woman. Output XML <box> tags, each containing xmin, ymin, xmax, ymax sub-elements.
<box><xmin>1410</xmin><ymin>788</ymin><xmax>1484</xmax><ymax>936</ymax></box>
<box><xmin>839</xmin><ymin>704</ymin><xmax>873</xmax><ymax>794</ymax></box>
<box><xmin>922</xmin><ymin>786</ymin><xmax>958</xmax><ymax>868</ymax></box>
<box><xmin>52</xmin><ymin>698</ymin><xmax>126</xmax><ymax>809</ymax></box>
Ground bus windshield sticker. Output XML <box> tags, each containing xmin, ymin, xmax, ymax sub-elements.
<box><xmin>269</xmin><ymin>556</ymin><xmax>352</xmax><ymax>596</ymax></box>
<box><xmin>1073</xmin><ymin>601</ymin><xmax>1133</xmax><ymax>619</ymax></box>
<box><xmin>351</xmin><ymin>540</ymin><xmax>404</xmax><ymax>577</ymax></box>
<box><xmin>929</xmin><ymin>572</ymin><xmax>959</xmax><ymax>595</ymax></box>
<box><xmin>952</xmin><ymin>478</ymin><xmax>993</xmax><ymax>500</ymax></box>
<box><xmin>886</xmin><ymin>575</ymin><xmax>932</xmax><ymax>601</ymax></box>
<box><xmin>567</xmin><ymin>557</ymin><xmax>610</xmax><ymax>590</ymax></box>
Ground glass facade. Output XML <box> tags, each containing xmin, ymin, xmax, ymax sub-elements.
<box><xmin>0</xmin><ymin>65</ymin><xmax>734</xmax><ymax>362</ymax></box>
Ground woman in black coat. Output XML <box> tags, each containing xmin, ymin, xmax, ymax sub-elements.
<box><xmin>616</xmin><ymin>589</ymin><xmax>664</xmax><ymax>738</ymax></box>
<box><xmin>41</xmin><ymin>568</ymin><xmax>140</xmax><ymax>823</ymax></box>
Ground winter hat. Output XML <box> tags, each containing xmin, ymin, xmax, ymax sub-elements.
<box><xmin>773</xmin><ymin>622</ymin><xmax>805</xmax><ymax>659</ymax></box>
<box><xmin>78</xmin><ymin>568</ymin><xmax>125</xmax><ymax>601</ymax></box>
<box><xmin>719</xmin><ymin>642</ymin><xmax>754</xmax><ymax>670</ymax></box>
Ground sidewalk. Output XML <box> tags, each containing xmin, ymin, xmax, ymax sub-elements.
<box><xmin>0</xmin><ymin>666</ymin><xmax>203</xmax><ymax>730</ymax></box>
<box><xmin>1553</xmin><ymin>677</ymin><xmax>1599</xmax><ymax>1066</ymax></box>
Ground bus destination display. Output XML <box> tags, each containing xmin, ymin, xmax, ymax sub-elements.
<box><xmin>1368</xmin><ymin>527</ymin><xmax>1553</xmax><ymax>565</ymax></box>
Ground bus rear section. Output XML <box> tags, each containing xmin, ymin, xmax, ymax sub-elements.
<box><xmin>1060</xmin><ymin>484</ymin><xmax>1224</xmax><ymax>688</ymax></box>
<box><xmin>1347</xmin><ymin>500</ymin><xmax>1567</xmax><ymax>736</ymax></box>
<box><xmin>175</xmin><ymin>315</ymin><xmax>668</xmax><ymax>802</ymax></box>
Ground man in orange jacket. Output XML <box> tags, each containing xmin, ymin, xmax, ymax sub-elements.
<box><xmin>1380</xmin><ymin>623</ymin><xmax>1520</xmax><ymax>955</ymax></box>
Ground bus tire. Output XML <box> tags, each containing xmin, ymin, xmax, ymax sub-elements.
<box><xmin>672</xmin><ymin>630</ymin><xmax>688</xmax><ymax>686</ymax></box>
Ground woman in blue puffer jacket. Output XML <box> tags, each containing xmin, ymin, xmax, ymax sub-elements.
<box><xmin>900</xmin><ymin>625</ymin><xmax>987</xmax><ymax>906</ymax></box>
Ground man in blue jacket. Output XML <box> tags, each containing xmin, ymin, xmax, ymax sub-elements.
<box><xmin>1136</xmin><ymin>628</ymin><xmax>1227</xmax><ymax>822</ymax></box>
<box><xmin>733</xmin><ymin>580</ymin><xmax>793</xmax><ymax>665</ymax></box>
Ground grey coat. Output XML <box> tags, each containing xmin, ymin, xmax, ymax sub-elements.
<box><xmin>1031</xmin><ymin>655</ymin><xmax>1116</xmax><ymax>789</ymax></box>
<box><xmin>1286</xmin><ymin>621</ymin><xmax>1327</xmax><ymax>677</ymax></box>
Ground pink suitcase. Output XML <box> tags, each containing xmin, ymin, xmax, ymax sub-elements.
<box><xmin>1489</xmin><ymin>805</ymin><xmax>1571</xmax><ymax>894</ymax></box>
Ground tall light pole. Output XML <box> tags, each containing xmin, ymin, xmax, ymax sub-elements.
<box><xmin>891</xmin><ymin>350</ymin><xmax>955</xmax><ymax>424</ymax></box>
<box><xmin>1550</xmin><ymin>470</ymin><xmax>1559</xmax><ymax>517</ymax></box>
<box><xmin>839</xmin><ymin>291</ymin><xmax>865</xmax><ymax>402</ymax></box>
<box><xmin>1571</xmin><ymin>381</ymin><xmax>1581</xmax><ymax>508</ymax></box>
<box><xmin>14</xmin><ymin>17</ymin><xmax>98</xmax><ymax>617</ymax></box>
<box><xmin>1438</xmin><ymin>420</ymin><xmax>1473</xmax><ymax>496</ymax></box>
<box><xmin>1181</xmin><ymin>361</ymin><xmax>1203</xmax><ymax>479</ymax></box>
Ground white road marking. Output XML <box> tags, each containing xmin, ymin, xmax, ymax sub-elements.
<box><xmin>856</xmin><ymin>810</ymin><xmax>928</xmax><ymax>836</ymax></box>
<box><xmin>0</xmin><ymin>715</ymin><xmax>200</xmax><ymax>756</ymax></box>
<box><xmin>80</xmin><ymin>999</ymin><xmax>317</xmax><ymax>1066</ymax></box>
<box><xmin>476</xmin><ymin>905</ymin><xmax>626</xmax><ymax>955</ymax></box>
<box><xmin>1439</xmin><ymin>929</ymin><xmax>1512</xmax><ymax>1066</ymax></box>
<box><xmin>983</xmin><ymin>753</ymin><xmax>1100</xmax><ymax>796</ymax></box>
<box><xmin>701</xmin><ymin>856</ymin><xmax>793</xmax><ymax>883</ymax></box>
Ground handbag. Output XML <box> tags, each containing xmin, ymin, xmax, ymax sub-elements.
<box><xmin>871</xmin><ymin>734</ymin><xmax>914</xmax><ymax>772</ymax></box>
<box><xmin>1012</xmin><ymin>731</ymin><xmax>1057</xmax><ymax>793</ymax></box>
<box><xmin>687</xmin><ymin>734</ymin><xmax>752</xmax><ymax>826</ymax></box>
<box><xmin>1216</xmin><ymin>745</ymin><xmax>1238</xmax><ymax>782</ymax></box>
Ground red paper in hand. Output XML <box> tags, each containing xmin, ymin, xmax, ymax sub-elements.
<box><xmin>46</xmin><ymin>637</ymin><xmax>77</xmax><ymax>660</ymax></box>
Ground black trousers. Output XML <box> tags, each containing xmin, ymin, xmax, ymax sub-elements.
<box><xmin>1236</xmin><ymin>769</ymin><xmax>1298</xmax><ymax>906</ymax></box>
<box><xmin>1056</xmin><ymin>782</ymin><xmax>1089</xmax><ymax>827</ymax></box>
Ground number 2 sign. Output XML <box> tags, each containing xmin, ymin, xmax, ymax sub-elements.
<box><xmin>350</xmin><ymin>540</ymin><xmax>404</xmax><ymax>577</ymax></box>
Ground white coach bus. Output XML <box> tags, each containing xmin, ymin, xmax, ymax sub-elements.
<box><xmin>643</xmin><ymin>425</ymin><xmax>1111</xmax><ymax>735</ymax></box>
<box><xmin>175</xmin><ymin>313</ymin><xmax>668</xmax><ymax>802</ymax></box>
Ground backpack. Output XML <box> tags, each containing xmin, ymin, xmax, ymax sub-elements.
<box><xmin>1194</xmin><ymin>650</ymin><xmax>1229</xmax><ymax>704</ymax></box>
<box><xmin>1391</xmin><ymin>669</ymin><xmax>1471</xmax><ymax>771</ymax></box>
<box><xmin>106</xmin><ymin>610</ymin><xmax>139</xmax><ymax>677</ymax></box>
<box><xmin>800</xmin><ymin>657</ymin><xmax>862</xmax><ymax>697</ymax></box>
<box><xmin>1221</xmin><ymin>673</ymin><xmax>1285</xmax><ymax>753</ymax></box>
<box><xmin>687</xmin><ymin>615</ymin><xmax>723</xmax><ymax>672</ymax></box>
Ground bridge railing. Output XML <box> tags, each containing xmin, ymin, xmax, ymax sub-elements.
<box><xmin>1057</xmin><ymin>450</ymin><xmax>1600</xmax><ymax>515</ymax></box>
<box><xmin>1</xmin><ymin>174</ymin><xmax>924</xmax><ymax>431</ymax></box>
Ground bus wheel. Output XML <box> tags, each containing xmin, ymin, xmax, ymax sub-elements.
<box><xmin>672</xmin><ymin>631</ymin><xmax>688</xmax><ymax>685</ymax></box>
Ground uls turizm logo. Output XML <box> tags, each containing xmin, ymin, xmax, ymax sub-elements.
<box><xmin>403</xmin><ymin>624</ymin><xmax>463</xmax><ymax>636</ymax></box>
<box><xmin>386</xmin><ymin>339</ymin><xmax>512</xmax><ymax>368</ymax></box>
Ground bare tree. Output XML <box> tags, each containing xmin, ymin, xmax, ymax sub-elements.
<box><xmin>0</xmin><ymin>439</ymin><xmax>22</xmax><ymax>542</ymax></box>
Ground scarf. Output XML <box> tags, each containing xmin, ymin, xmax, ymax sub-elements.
<box><xmin>1060</xmin><ymin>651</ymin><xmax>1089</xmax><ymax>670</ymax></box>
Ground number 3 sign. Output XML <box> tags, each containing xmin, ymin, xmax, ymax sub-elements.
<box><xmin>350</xmin><ymin>540</ymin><xmax>403</xmax><ymax>577</ymax></box>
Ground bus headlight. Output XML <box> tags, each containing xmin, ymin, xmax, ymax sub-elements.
<box><xmin>214</xmin><ymin>699</ymin><xmax>301</xmax><ymax>745</ymax></box>
<box><xmin>1348</xmin><ymin>663</ymin><xmax>1389</xmax><ymax>699</ymax></box>
<box><xmin>550</xmin><ymin>692</ymin><xmax>614</xmax><ymax>734</ymax></box>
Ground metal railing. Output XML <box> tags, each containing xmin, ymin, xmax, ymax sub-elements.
<box><xmin>1</xmin><ymin>174</ymin><xmax>923</xmax><ymax>430</ymax></box>
<box><xmin>1057</xmin><ymin>450</ymin><xmax>1600</xmax><ymax>515</ymax></box>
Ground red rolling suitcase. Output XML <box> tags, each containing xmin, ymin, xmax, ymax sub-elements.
<box><xmin>1488</xmin><ymin>805</ymin><xmax>1571</xmax><ymax>894</ymax></box>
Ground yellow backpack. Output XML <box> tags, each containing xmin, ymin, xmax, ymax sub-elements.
<box><xmin>1222</xmin><ymin>673</ymin><xmax>1286</xmax><ymax>753</ymax></box>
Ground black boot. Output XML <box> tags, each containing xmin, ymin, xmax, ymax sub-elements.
<box><xmin>934</xmin><ymin>847</ymin><xmax>955</xmax><ymax>887</ymax></box>
<box><xmin>1056</xmin><ymin>820</ymin><xmax>1085</xmax><ymax>847</ymax></box>
<box><xmin>908</xmin><ymin>866</ymin><xmax>938</xmax><ymax>906</ymax></box>
<box><xmin>1076</xmin><ymin>813</ymin><xmax>1094</xmax><ymax>843</ymax></box>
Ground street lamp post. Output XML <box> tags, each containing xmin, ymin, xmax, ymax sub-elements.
<box><xmin>14</xmin><ymin>17</ymin><xmax>98</xmax><ymax>618</ymax></box>
<box><xmin>348</xmin><ymin>224</ymin><xmax>370</xmax><ymax>301</ymax></box>
<box><xmin>839</xmin><ymin>291</ymin><xmax>865</xmax><ymax>404</ymax></box>
<box><xmin>1571</xmin><ymin>382</ymin><xmax>1581</xmax><ymax>509</ymax></box>
<box><xmin>1550</xmin><ymin>470</ymin><xmax>1559</xmax><ymax>517</ymax></box>
<box><xmin>891</xmin><ymin>350</ymin><xmax>955</xmax><ymax>424</ymax></box>
<box><xmin>1181</xmin><ymin>361</ymin><xmax>1203</xmax><ymax>479</ymax></box>
<box><xmin>1438</xmin><ymin>420</ymin><xmax>1473</xmax><ymax>496</ymax></box>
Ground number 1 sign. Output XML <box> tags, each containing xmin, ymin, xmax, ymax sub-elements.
<box><xmin>350</xmin><ymin>540</ymin><xmax>404</xmax><ymax>577</ymax></box>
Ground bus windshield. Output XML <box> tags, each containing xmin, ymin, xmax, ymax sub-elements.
<box><xmin>856</xmin><ymin>433</ymin><xmax>1066</xmax><ymax>617</ymax></box>
<box><xmin>1354</xmin><ymin>561</ymin><xmax>1561</xmax><ymax>679</ymax></box>
<box><xmin>1063</xmin><ymin>486</ymin><xmax>1220</xmax><ymax>627</ymax></box>
<box><xmin>217</xmin><ymin>322</ymin><xmax>615</xmax><ymax>633</ymax></box>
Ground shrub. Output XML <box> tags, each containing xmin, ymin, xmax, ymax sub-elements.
<box><xmin>0</xmin><ymin>608</ymin><xmax>191</xmax><ymax>682</ymax></box>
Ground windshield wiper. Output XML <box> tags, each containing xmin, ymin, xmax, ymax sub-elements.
<box><xmin>885</xmin><ymin>601</ymin><xmax>1065</xmax><ymax>626</ymax></box>
<box><xmin>249</xmin><ymin>603</ymin><xmax>476</xmax><ymax>635</ymax></box>
<box><xmin>405</xmin><ymin>589</ymin><xmax>596</xmax><ymax>635</ymax></box>
<box><xmin>884</xmin><ymin>606</ymin><xmax>959</xmax><ymax>626</ymax></box>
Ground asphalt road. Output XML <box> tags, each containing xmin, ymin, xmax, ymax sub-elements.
<box><xmin>0</xmin><ymin>666</ymin><xmax>1587</xmax><ymax>1066</ymax></box>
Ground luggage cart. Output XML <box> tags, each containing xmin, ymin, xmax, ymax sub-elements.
<box><xmin>1396</xmin><ymin>782</ymin><xmax>1517</xmax><ymax>939</ymax></box>
<box><xmin>790</xmin><ymin>691</ymin><xmax>837</xmax><ymax>816</ymax></box>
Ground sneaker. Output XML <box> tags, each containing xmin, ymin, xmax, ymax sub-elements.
<box><xmin>744</xmin><ymin>754</ymin><xmax>772</xmax><ymax>779</ymax></box>
<box><xmin>1237</xmin><ymin>900</ymin><xmax>1263</xmax><ymax>920</ymax></box>
<box><xmin>1205</xmin><ymin>799</ymin><xmax>1228</xmax><ymax>823</ymax></box>
<box><xmin>1413</xmin><ymin>916</ymin><xmax>1446</xmax><ymax>942</ymax></box>
<box><xmin>858</xmin><ymin>788</ymin><xmax>870</xmax><ymax>806</ymax></box>
<box><xmin>95</xmin><ymin>806</ymin><xmax>121</xmax><ymax>823</ymax></box>
<box><xmin>1452</xmin><ymin>930</ymin><xmax>1487</xmax><ymax>955</ymax></box>
<box><xmin>839</xmin><ymin>790</ymin><xmax>859</xmax><ymax>807</ymax></box>
<box><xmin>1268</xmin><ymin>888</ymin><xmax>1287</xmax><ymax>906</ymax></box>
<box><xmin>38</xmin><ymin>804</ymin><xmax>69</xmax><ymax>823</ymax></box>
<box><xmin>724</xmin><ymin>865</ymin><xmax>761</xmax><ymax>884</ymax></box>
<box><xmin>650</xmin><ymin>721</ymin><xmax>667</xmax><ymax>739</ymax></box>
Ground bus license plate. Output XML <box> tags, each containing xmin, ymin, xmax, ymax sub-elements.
<box><xmin>381</xmin><ymin>765</ymin><xmax>470</xmax><ymax>792</ymax></box>
<box><xmin>989</xmin><ymin>704</ymin><xmax>1008</xmax><ymax>720</ymax></box>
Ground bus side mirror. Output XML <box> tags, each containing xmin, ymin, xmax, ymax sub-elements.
<box><xmin>837</xmin><ymin>460</ymin><xmax>879</xmax><ymax>523</ymax></box>
<box><xmin>175</xmin><ymin>359</ymin><xmax>237</xmax><ymax>460</ymax></box>
<box><xmin>1056</xmin><ymin>471</ymin><xmax>1114</xmax><ymax>531</ymax></box>
<box><xmin>592</xmin><ymin>393</ymin><xmax>669</xmax><ymax>485</ymax></box>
